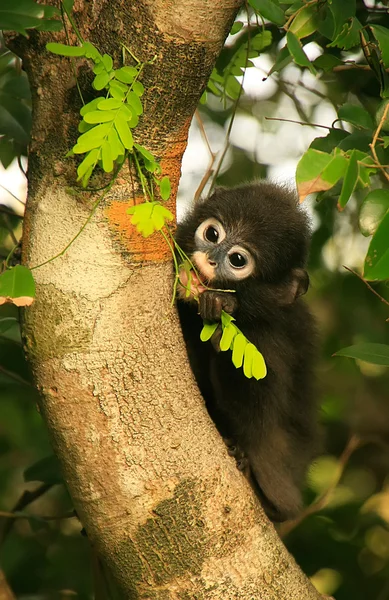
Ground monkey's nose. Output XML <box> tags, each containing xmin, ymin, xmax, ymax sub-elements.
<box><xmin>208</xmin><ymin>259</ymin><xmax>217</xmax><ymax>267</ymax></box>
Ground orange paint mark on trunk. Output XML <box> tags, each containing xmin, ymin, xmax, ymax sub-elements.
<box><xmin>105</xmin><ymin>135</ymin><xmax>190</xmax><ymax>262</ymax></box>
<box><xmin>106</xmin><ymin>196</ymin><xmax>175</xmax><ymax>263</ymax></box>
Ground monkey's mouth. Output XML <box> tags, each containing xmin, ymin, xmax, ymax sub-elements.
<box><xmin>178</xmin><ymin>267</ymin><xmax>208</xmax><ymax>299</ymax></box>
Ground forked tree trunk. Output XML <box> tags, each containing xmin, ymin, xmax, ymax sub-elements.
<box><xmin>10</xmin><ymin>1</ymin><xmax>322</xmax><ymax>597</ymax></box>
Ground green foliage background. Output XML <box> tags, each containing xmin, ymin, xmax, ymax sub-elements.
<box><xmin>1</xmin><ymin>1</ymin><xmax>389</xmax><ymax>599</ymax></box>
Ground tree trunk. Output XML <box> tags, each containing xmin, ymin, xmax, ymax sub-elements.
<box><xmin>12</xmin><ymin>1</ymin><xmax>322</xmax><ymax>597</ymax></box>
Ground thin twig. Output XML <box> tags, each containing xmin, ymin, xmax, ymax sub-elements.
<box><xmin>0</xmin><ymin>365</ymin><xmax>32</xmax><ymax>386</ymax></box>
<box><xmin>0</xmin><ymin>206</ymin><xmax>23</xmax><ymax>218</ymax></box>
<box><xmin>0</xmin><ymin>183</ymin><xmax>25</xmax><ymax>205</ymax></box>
<box><xmin>193</xmin><ymin>110</ymin><xmax>217</xmax><ymax>203</ymax></box>
<box><xmin>279</xmin><ymin>435</ymin><xmax>362</xmax><ymax>537</ymax></box>
<box><xmin>265</xmin><ymin>116</ymin><xmax>333</xmax><ymax>130</ymax></box>
<box><xmin>343</xmin><ymin>265</ymin><xmax>389</xmax><ymax>311</ymax></box>
<box><xmin>369</xmin><ymin>101</ymin><xmax>389</xmax><ymax>182</ymax></box>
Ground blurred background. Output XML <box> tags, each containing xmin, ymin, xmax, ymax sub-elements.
<box><xmin>1</xmin><ymin>6</ymin><xmax>389</xmax><ymax>599</ymax></box>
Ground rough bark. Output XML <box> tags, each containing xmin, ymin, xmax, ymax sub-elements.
<box><xmin>12</xmin><ymin>0</ymin><xmax>322</xmax><ymax>597</ymax></box>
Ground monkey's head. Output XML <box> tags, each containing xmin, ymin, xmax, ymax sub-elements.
<box><xmin>176</xmin><ymin>183</ymin><xmax>311</xmax><ymax>309</ymax></box>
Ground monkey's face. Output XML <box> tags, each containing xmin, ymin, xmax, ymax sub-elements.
<box><xmin>178</xmin><ymin>216</ymin><xmax>256</xmax><ymax>299</ymax></box>
<box><xmin>176</xmin><ymin>183</ymin><xmax>310</xmax><ymax>302</ymax></box>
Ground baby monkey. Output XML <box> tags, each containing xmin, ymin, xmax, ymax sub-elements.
<box><xmin>176</xmin><ymin>182</ymin><xmax>318</xmax><ymax>522</ymax></box>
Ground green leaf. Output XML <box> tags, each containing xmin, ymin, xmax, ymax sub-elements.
<box><xmin>252</xmin><ymin>350</ymin><xmax>267</xmax><ymax>380</ymax></box>
<box><xmin>224</xmin><ymin>75</ymin><xmax>242</xmax><ymax>100</ymax></box>
<box><xmin>83</xmin><ymin>110</ymin><xmax>115</xmax><ymax>124</ymax></box>
<box><xmin>328</xmin><ymin>17</ymin><xmax>362</xmax><ymax>50</ymax></box>
<box><xmin>289</xmin><ymin>5</ymin><xmax>317</xmax><ymax>39</ymax></box>
<box><xmin>82</xmin><ymin>42</ymin><xmax>101</xmax><ymax>61</ymax></box>
<box><xmin>286</xmin><ymin>31</ymin><xmax>316</xmax><ymax>75</ymax></box>
<box><xmin>62</xmin><ymin>0</ymin><xmax>74</xmax><ymax>12</ymax></box>
<box><xmin>127</xmin><ymin>202</ymin><xmax>173</xmax><ymax>237</ymax></box>
<box><xmin>0</xmin><ymin>316</ymin><xmax>18</xmax><ymax>334</ymax></box>
<box><xmin>46</xmin><ymin>42</ymin><xmax>85</xmax><ymax>57</ymax></box>
<box><xmin>200</xmin><ymin>321</ymin><xmax>219</xmax><ymax>342</ymax></box>
<box><xmin>220</xmin><ymin>322</ymin><xmax>237</xmax><ymax>352</ymax></box>
<box><xmin>97</xmin><ymin>98</ymin><xmax>122</xmax><ymax>110</ymax></box>
<box><xmin>108</xmin><ymin>128</ymin><xmax>124</xmax><ymax>161</ymax></box>
<box><xmin>109</xmin><ymin>84</ymin><xmax>126</xmax><ymax>101</ymax></box>
<box><xmin>114</xmin><ymin>67</ymin><xmax>136</xmax><ymax>84</ymax></box>
<box><xmin>134</xmin><ymin>143</ymin><xmax>155</xmax><ymax>162</ymax></box>
<box><xmin>363</xmin><ymin>211</ymin><xmax>389</xmax><ymax>280</ymax></box>
<box><xmin>102</xmin><ymin>54</ymin><xmax>113</xmax><ymax>72</ymax></box>
<box><xmin>24</xmin><ymin>454</ymin><xmax>63</xmax><ymax>484</ymax></box>
<box><xmin>243</xmin><ymin>343</ymin><xmax>255</xmax><ymax>378</ymax></box>
<box><xmin>337</xmin><ymin>149</ymin><xmax>359</xmax><ymax>210</ymax></box>
<box><xmin>93</xmin><ymin>71</ymin><xmax>111</xmax><ymax>90</ymax></box>
<box><xmin>74</xmin><ymin>122</ymin><xmax>110</xmax><ymax>153</ymax></box>
<box><xmin>370</xmin><ymin>25</ymin><xmax>389</xmax><ymax>69</ymax></box>
<box><xmin>132</xmin><ymin>81</ymin><xmax>145</xmax><ymax>97</ymax></box>
<box><xmin>114</xmin><ymin>116</ymin><xmax>133</xmax><ymax>150</ymax></box>
<box><xmin>118</xmin><ymin>104</ymin><xmax>133</xmax><ymax>121</ymax></box>
<box><xmin>159</xmin><ymin>176</ymin><xmax>171</xmax><ymax>201</ymax></box>
<box><xmin>76</xmin><ymin>148</ymin><xmax>100</xmax><ymax>180</ymax></box>
<box><xmin>359</xmin><ymin>189</ymin><xmax>389</xmax><ymax>236</ymax></box>
<box><xmin>334</xmin><ymin>343</ymin><xmax>389</xmax><ymax>367</ymax></box>
<box><xmin>0</xmin><ymin>265</ymin><xmax>35</xmax><ymax>306</ymax></box>
<box><xmin>79</xmin><ymin>98</ymin><xmax>101</xmax><ymax>116</ymax></box>
<box><xmin>310</xmin><ymin>129</ymin><xmax>348</xmax><ymax>153</ymax></box>
<box><xmin>101</xmin><ymin>141</ymin><xmax>113</xmax><ymax>172</ymax></box>
<box><xmin>267</xmin><ymin>45</ymin><xmax>292</xmax><ymax>76</ymax></box>
<box><xmin>231</xmin><ymin>21</ymin><xmax>244</xmax><ymax>35</ymax></box>
<box><xmin>296</xmin><ymin>149</ymin><xmax>348</xmax><ymax>201</ymax></box>
<box><xmin>338</xmin><ymin>103</ymin><xmax>374</xmax><ymax>130</ymax></box>
<box><xmin>231</xmin><ymin>333</ymin><xmax>247</xmax><ymax>368</ymax></box>
<box><xmin>313</xmin><ymin>55</ymin><xmax>344</xmax><ymax>72</ymax></box>
<box><xmin>248</xmin><ymin>0</ymin><xmax>285</xmax><ymax>26</ymax></box>
<box><xmin>127</xmin><ymin>91</ymin><xmax>143</xmax><ymax>115</ymax></box>
<box><xmin>0</xmin><ymin>0</ymin><xmax>61</xmax><ymax>35</ymax></box>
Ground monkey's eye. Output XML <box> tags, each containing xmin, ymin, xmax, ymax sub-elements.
<box><xmin>229</xmin><ymin>252</ymin><xmax>246</xmax><ymax>268</ymax></box>
<box><xmin>204</xmin><ymin>226</ymin><xmax>219</xmax><ymax>243</ymax></box>
<box><xmin>226</xmin><ymin>246</ymin><xmax>255</xmax><ymax>280</ymax></box>
<box><xmin>195</xmin><ymin>218</ymin><xmax>226</xmax><ymax>245</ymax></box>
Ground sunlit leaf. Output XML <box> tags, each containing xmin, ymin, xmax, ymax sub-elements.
<box><xmin>248</xmin><ymin>0</ymin><xmax>285</xmax><ymax>26</ymax></box>
<box><xmin>296</xmin><ymin>149</ymin><xmax>348</xmax><ymax>201</ymax></box>
<box><xmin>232</xmin><ymin>333</ymin><xmax>247</xmax><ymax>368</ymax></box>
<box><xmin>200</xmin><ymin>321</ymin><xmax>219</xmax><ymax>342</ymax></box>
<box><xmin>334</xmin><ymin>343</ymin><xmax>389</xmax><ymax>366</ymax></box>
<box><xmin>363</xmin><ymin>212</ymin><xmax>389</xmax><ymax>280</ymax></box>
<box><xmin>46</xmin><ymin>42</ymin><xmax>85</xmax><ymax>56</ymax></box>
<box><xmin>286</xmin><ymin>31</ymin><xmax>316</xmax><ymax>75</ymax></box>
<box><xmin>76</xmin><ymin>148</ymin><xmax>99</xmax><ymax>180</ymax></box>
<box><xmin>289</xmin><ymin>5</ymin><xmax>317</xmax><ymax>39</ymax></box>
<box><xmin>0</xmin><ymin>265</ymin><xmax>35</xmax><ymax>306</ymax></box>
<box><xmin>370</xmin><ymin>25</ymin><xmax>389</xmax><ymax>69</ymax></box>
<box><xmin>220</xmin><ymin>322</ymin><xmax>237</xmax><ymax>351</ymax></box>
<box><xmin>338</xmin><ymin>103</ymin><xmax>374</xmax><ymax>130</ymax></box>
<box><xmin>359</xmin><ymin>189</ymin><xmax>389</xmax><ymax>236</ymax></box>
<box><xmin>159</xmin><ymin>176</ymin><xmax>171</xmax><ymax>201</ymax></box>
<box><xmin>93</xmin><ymin>71</ymin><xmax>111</xmax><ymax>90</ymax></box>
<box><xmin>114</xmin><ymin>116</ymin><xmax>133</xmax><ymax>150</ymax></box>
<box><xmin>338</xmin><ymin>150</ymin><xmax>359</xmax><ymax>210</ymax></box>
<box><xmin>83</xmin><ymin>110</ymin><xmax>115</xmax><ymax>124</ymax></box>
<box><xmin>328</xmin><ymin>17</ymin><xmax>362</xmax><ymax>50</ymax></box>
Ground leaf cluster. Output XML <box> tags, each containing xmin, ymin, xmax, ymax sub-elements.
<box><xmin>201</xmin><ymin>311</ymin><xmax>267</xmax><ymax>379</ymax></box>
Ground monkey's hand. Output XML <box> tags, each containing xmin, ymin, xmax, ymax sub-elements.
<box><xmin>198</xmin><ymin>291</ymin><xmax>237</xmax><ymax>321</ymax></box>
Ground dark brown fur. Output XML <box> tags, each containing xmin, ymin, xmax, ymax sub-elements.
<box><xmin>176</xmin><ymin>183</ymin><xmax>318</xmax><ymax>521</ymax></box>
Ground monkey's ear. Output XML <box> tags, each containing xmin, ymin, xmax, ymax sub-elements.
<box><xmin>278</xmin><ymin>268</ymin><xmax>309</xmax><ymax>306</ymax></box>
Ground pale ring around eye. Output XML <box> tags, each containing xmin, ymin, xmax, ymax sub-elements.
<box><xmin>195</xmin><ymin>218</ymin><xmax>226</xmax><ymax>245</ymax></box>
<box><xmin>227</xmin><ymin>246</ymin><xmax>255</xmax><ymax>279</ymax></box>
